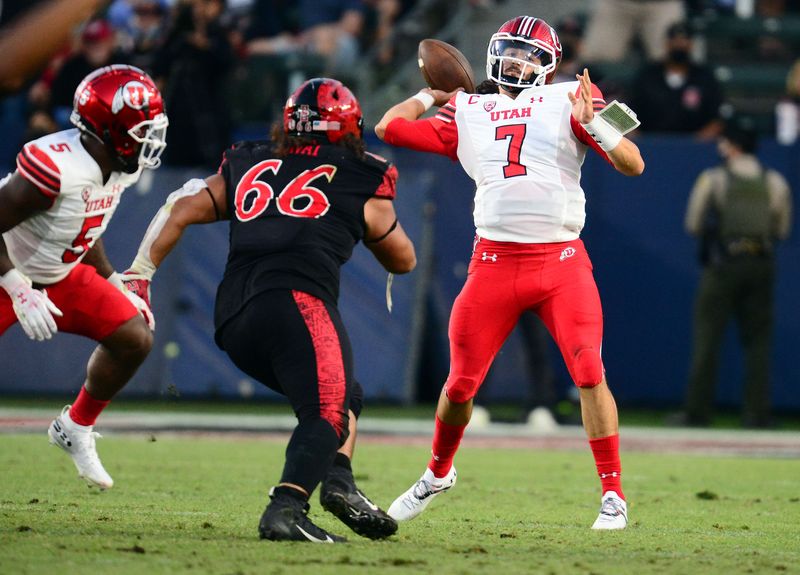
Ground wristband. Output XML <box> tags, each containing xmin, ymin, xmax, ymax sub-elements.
<box><xmin>0</xmin><ymin>268</ymin><xmax>29</xmax><ymax>294</ymax></box>
<box><xmin>411</xmin><ymin>91</ymin><xmax>435</xmax><ymax>111</ymax></box>
<box><xmin>582</xmin><ymin>115</ymin><xmax>623</xmax><ymax>152</ymax></box>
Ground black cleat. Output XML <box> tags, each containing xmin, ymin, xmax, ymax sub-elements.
<box><xmin>320</xmin><ymin>468</ymin><xmax>398</xmax><ymax>540</ymax></box>
<box><xmin>259</xmin><ymin>488</ymin><xmax>346</xmax><ymax>543</ymax></box>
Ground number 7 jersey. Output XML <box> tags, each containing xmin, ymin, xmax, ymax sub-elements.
<box><xmin>3</xmin><ymin>129</ymin><xmax>140</xmax><ymax>283</ymax></box>
<box><xmin>384</xmin><ymin>81</ymin><xmax>610</xmax><ymax>243</ymax></box>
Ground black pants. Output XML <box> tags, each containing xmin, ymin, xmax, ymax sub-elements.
<box><xmin>686</xmin><ymin>257</ymin><xmax>775</xmax><ymax>424</ymax></box>
<box><xmin>218</xmin><ymin>289</ymin><xmax>355</xmax><ymax>493</ymax></box>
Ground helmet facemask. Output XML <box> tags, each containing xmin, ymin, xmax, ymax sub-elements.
<box><xmin>487</xmin><ymin>36</ymin><xmax>557</xmax><ymax>90</ymax></box>
<box><xmin>128</xmin><ymin>113</ymin><xmax>168</xmax><ymax>170</ymax></box>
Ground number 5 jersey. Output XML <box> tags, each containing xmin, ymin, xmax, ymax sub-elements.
<box><xmin>3</xmin><ymin>129</ymin><xmax>141</xmax><ymax>284</ymax></box>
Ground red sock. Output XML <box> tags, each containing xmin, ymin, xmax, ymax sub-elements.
<box><xmin>589</xmin><ymin>434</ymin><xmax>624</xmax><ymax>499</ymax></box>
<box><xmin>69</xmin><ymin>386</ymin><xmax>110</xmax><ymax>427</ymax></box>
<box><xmin>428</xmin><ymin>415</ymin><xmax>466</xmax><ymax>477</ymax></box>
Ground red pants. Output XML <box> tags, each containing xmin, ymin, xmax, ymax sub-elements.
<box><xmin>444</xmin><ymin>237</ymin><xmax>605</xmax><ymax>403</ymax></box>
<box><xmin>0</xmin><ymin>263</ymin><xmax>138</xmax><ymax>342</ymax></box>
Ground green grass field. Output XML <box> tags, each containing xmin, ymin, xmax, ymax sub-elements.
<box><xmin>1</xmin><ymin>434</ymin><xmax>798</xmax><ymax>575</ymax></box>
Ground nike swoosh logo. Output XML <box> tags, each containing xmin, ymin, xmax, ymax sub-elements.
<box><xmin>356</xmin><ymin>491</ymin><xmax>379</xmax><ymax>511</ymax></box>
<box><xmin>296</xmin><ymin>524</ymin><xmax>334</xmax><ymax>543</ymax></box>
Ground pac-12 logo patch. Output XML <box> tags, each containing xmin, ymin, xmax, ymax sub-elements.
<box><xmin>483</xmin><ymin>101</ymin><xmax>497</xmax><ymax>112</ymax></box>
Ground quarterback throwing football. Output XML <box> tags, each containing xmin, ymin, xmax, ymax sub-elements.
<box><xmin>375</xmin><ymin>16</ymin><xmax>645</xmax><ymax>529</ymax></box>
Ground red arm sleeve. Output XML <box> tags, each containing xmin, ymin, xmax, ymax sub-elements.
<box><xmin>570</xmin><ymin>82</ymin><xmax>613</xmax><ymax>166</ymax></box>
<box><xmin>383</xmin><ymin>96</ymin><xmax>459</xmax><ymax>161</ymax></box>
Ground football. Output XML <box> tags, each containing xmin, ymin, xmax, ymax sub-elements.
<box><xmin>417</xmin><ymin>38</ymin><xmax>475</xmax><ymax>93</ymax></box>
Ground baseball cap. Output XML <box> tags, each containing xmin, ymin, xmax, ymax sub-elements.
<box><xmin>82</xmin><ymin>20</ymin><xmax>114</xmax><ymax>44</ymax></box>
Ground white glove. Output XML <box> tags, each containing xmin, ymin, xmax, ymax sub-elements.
<box><xmin>0</xmin><ymin>269</ymin><xmax>63</xmax><ymax>341</ymax></box>
<box><xmin>108</xmin><ymin>272</ymin><xmax>155</xmax><ymax>331</ymax></box>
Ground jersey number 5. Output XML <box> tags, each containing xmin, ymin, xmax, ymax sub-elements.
<box><xmin>234</xmin><ymin>160</ymin><xmax>336</xmax><ymax>222</ymax></box>
<box><xmin>62</xmin><ymin>214</ymin><xmax>104</xmax><ymax>263</ymax></box>
<box><xmin>495</xmin><ymin>124</ymin><xmax>527</xmax><ymax>178</ymax></box>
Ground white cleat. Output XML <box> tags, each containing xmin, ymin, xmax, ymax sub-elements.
<box><xmin>387</xmin><ymin>466</ymin><xmax>456</xmax><ymax>521</ymax></box>
<box><xmin>591</xmin><ymin>491</ymin><xmax>627</xmax><ymax>530</ymax></box>
<box><xmin>48</xmin><ymin>405</ymin><xmax>113</xmax><ymax>490</ymax></box>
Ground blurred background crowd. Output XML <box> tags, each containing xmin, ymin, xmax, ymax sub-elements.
<box><xmin>1</xmin><ymin>0</ymin><xmax>799</xmax><ymax>169</ymax></box>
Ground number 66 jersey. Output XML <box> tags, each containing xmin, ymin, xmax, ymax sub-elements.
<box><xmin>214</xmin><ymin>140</ymin><xmax>397</xmax><ymax>336</ymax></box>
<box><xmin>3</xmin><ymin>129</ymin><xmax>140</xmax><ymax>284</ymax></box>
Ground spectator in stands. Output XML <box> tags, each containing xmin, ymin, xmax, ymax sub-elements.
<box><xmin>775</xmin><ymin>59</ymin><xmax>800</xmax><ymax>145</ymax></box>
<box><xmin>362</xmin><ymin>0</ymin><xmax>403</xmax><ymax>67</ymax></box>
<box><xmin>629</xmin><ymin>22</ymin><xmax>724</xmax><ymax>139</ymax></box>
<box><xmin>40</xmin><ymin>20</ymin><xmax>126</xmax><ymax>130</ymax></box>
<box><xmin>111</xmin><ymin>0</ymin><xmax>169</xmax><ymax>72</ymax></box>
<box><xmin>245</xmin><ymin>0</ymin><xmax>300</xmax><ymax>56</ymax></box>
<box><xmin>299</xmin><ymin>0</ymin><xmax>365</xmax><ymax>80</ymax></box>
<box><xmin>679</xmin><ymin>118</ymin><xmax>793</xmax><ymax>428</ymax></box>
<box><xmin>580</xmin><ymin>0</ymin><xmax>684</xmax><ymax>64</ymax></box>
<box><xmin>153</xmin><ymin>0</ymin><xmax>235</xmax><ymax>168</ymax></box>
<box><xmin>552</xmin><ymin>15</ymin><xmax>585</xmax><ymax>84</ymax></box>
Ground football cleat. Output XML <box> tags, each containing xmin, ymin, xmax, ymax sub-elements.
<box><xmin>387</xmin><ymin>466</ymin><xmax>456</xmax><ymax>521</ymax></box>
<box><xmin>259</xmin><ymin>487</ymin><xmax>346</xmax><ymax>543</ymax></box>
<box><xmin>591</xmin><ymin>491</ymin><xmax>628</xmax><ymax>530</ymax></box>
<box><xmin>48</xmin><ymin>405</ymin><xmax>113</xmax><ymax>489</ymax></box>
<box><xmin>320</xmin><ymin>465</ymin><xmax>397</xmax><ymax>539</ymax></box>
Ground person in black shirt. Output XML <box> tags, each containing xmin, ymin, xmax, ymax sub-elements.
<box><xmin>123</xmin><ymin>78</ymin><xmax>416</xmax><ymax>542</ymax></box>
<box><xmin>629</xmin><ymin>21</ymin><xmax>724</xmax><ymax>139</ymax></box>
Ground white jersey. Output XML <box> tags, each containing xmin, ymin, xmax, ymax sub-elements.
<box><xmin>3</xmin><ymin>129</ymin><xmax>140</xmax><ymax>284</ymax></box>
<box><xmin>445</xmin><ymin>82</ymin><xmax>604</xmax><ymax>243</ymax></box>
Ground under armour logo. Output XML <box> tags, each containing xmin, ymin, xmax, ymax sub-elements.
<box><xmin>600</xmin><ymin>472</ymin><xmax>619</xmax><ymax>479</ymax></box>
<box><xmin>559</xmin><ymin>247</ymin><xmax>576</xmax><ymax>262</ymax></box>
<box><xmin>481</xmin><ymin>252</ymin><xmax>497</xmax><ymax>262</ymax></box>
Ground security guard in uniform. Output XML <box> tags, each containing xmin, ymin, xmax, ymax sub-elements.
<box><xmin>682</xmin><ymin>118</ymin><xmax>793</xmax><ymax>427</ymax></box>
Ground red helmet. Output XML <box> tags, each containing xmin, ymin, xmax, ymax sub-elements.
<box><xmin>283</xmin><ymin>78</ymin><xmax>363</xmax><ymax>144</ymax></box>
<box><xmin>486</xmin><ymin>16</ymin><xmax>562</xmax><ymax>91</ymax></box>
<box><xmin>70</xmin><ymin>64</ymin><xmax>168</xmax><ymax>172</ymax></box>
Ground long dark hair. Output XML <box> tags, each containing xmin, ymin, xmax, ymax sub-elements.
<box><xmin>269</xmin><ymin>122</ymin><xmax>365</xmax><ymax>158</ymax></box>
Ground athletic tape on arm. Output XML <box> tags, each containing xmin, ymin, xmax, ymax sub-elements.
<box><xmin>128</xmin><ymin>178</ymin><xmax>208</xmax><ymax>278</ymax></box>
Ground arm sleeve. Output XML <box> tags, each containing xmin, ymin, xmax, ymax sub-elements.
<box><xmin>569</xmin><ymin>83</ymin><xmax>613</xmax><ymax>165</ymax></box>
<box><xmin>383</xmin><ymin>96</ymin><xmax>459</xmax><ymax>160</ymax></box>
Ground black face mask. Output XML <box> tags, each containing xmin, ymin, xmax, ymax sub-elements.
<box><xmin>668</xmin><ymin>48</ymin><xmax>690</xmax><ymax>64</ymax></box>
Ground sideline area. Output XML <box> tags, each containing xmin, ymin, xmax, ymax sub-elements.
<box><xmin>2</xmin><ymin>405</ymin><xmax>798</xmax><ymax>458</ymax></box>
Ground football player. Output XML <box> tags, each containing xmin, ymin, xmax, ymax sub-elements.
<box><xmin>375</xmin><ymin>16</ymin><xmax>645</xmax><ymax>530</ymax></box>
<box><xmin>121</xmin><ymin>78</ymin><xmax>414</xmax><ymax>542</ymax></box>
<box><xmin>0</xmin><ymin>64</ymin><xmax>167</xmax><ymax>489</ymax></box>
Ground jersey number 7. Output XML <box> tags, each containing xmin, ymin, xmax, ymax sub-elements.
<box><xmin>234</xmin><ymin>160</ymin><xmax>336</xmax><ymax>222</ymax></box>
<box><xmin>495</xmin><ymin>124</ymin><xmax>527</xmax><ymax>179</ymax></box>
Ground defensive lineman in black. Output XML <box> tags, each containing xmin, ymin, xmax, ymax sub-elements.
<box><xmin>122</xmin><ymin>78</ymin><xmax>416</xmax><ymax>542</ymax></box>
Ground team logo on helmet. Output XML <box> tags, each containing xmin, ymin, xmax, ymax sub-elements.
<box><xmin>111</xmin><ymin>81</ymin><xmax>150</xmax><ymax>114</ymax></box>
<box><xmin>483</xmin><ymin>101</ymin><xmax>497</xmax><ymax>112</ymax></box>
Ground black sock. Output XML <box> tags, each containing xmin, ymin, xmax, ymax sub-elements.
<box><xmin>333</xmin><ymin>452</ymin><xmax>352</xmax><ymax>471</ymax></box>
<box><xmin>280</xmin><ymin>417</ymin><xmax>339</xmax><ymax>495</ymax></box>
